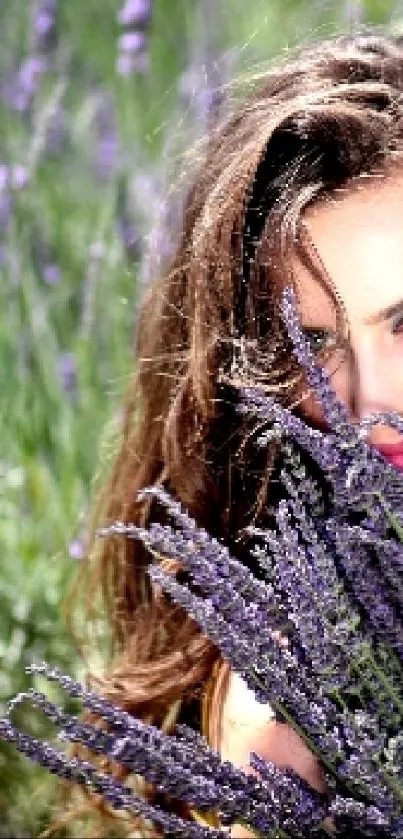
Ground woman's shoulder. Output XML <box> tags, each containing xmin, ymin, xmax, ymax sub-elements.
<box><xmin>219</xmin><ymin>667</ymin><xmax>327</xmax><ymax>795</ymax></box>
<box><xmin>219</xmin><ymin>668</ymin><xmax>276</xmax><ymax>768</ymax></box>
<box><xmin>203</xmin><ymin>663</ymin><xmax>332</xmax><ymax>837</ymax></box>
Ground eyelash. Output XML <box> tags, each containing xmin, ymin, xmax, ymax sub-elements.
<box><xmin>392</xmin><ymin>314</ymin><xmax>403</xmax><ymax>334</ymax></box>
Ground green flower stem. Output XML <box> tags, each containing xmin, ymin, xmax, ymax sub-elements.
<box><xmin>351</xmin><ymin>643</ymin><xmax>403</xmax><ymax>716</ymax></box>
<box><xmin>375</xmin><ymin>491</ymin><xmax>403</xmax><ymax>542</ymax></box>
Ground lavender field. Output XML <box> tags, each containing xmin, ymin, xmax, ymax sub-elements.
<box><xmin>0</xmin><ymin>0</ymin><xmax>401</xmax><ymax>835</ymax></box>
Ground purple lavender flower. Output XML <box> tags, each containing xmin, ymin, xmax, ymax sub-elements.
<box><xmin>329</xmin><ymin>795</ymin><xmax>399</xmax><ymax>837</ymax></box>
<box><xmin>240</xmin><ymin>288</ymin><xmax>403</xmax><ymax>655</ymax></box>
<box><xmin>116</xmin><ymin>0</ymin><xmax>152</xmax><ymax>76</ymax></box>
<box><xmin>4</xmin><ymin>660</ymin><xmax>402</xmax><ymax>837</ymax></box>
<box><xmin>45</xmin><ymin>107</ymin><xmax>69</xmax><ymax>156</ymax></box>
<box><xmin>326</xmin><ymin>520</ymin><xmax>403</xmax><ymax>658</ymax></box>
<box><xmin>117</xmin><ymin>32</ymin><xmax>149</xmax><ymax>75</ymax></box>
<box><xmin>279</xmin><ymin>286</ymin><xmax>351</xmax><ymax>431</ymax></box>
<box><xmin>96</xmin><ymin>133</ymin><xmax>119</xmax><ymax>178</ymax></box>
<box><xmin>116</xmin><ymin>181</ymin><xmax>141</xmax><ymax>261</ymax></box>
<box><xmin>0</xmin><ymin>165</ymin><xmax>8</xmax><ymax>191</ymax></box>
<box><xmin>43</xmin><ymin>263</ymin><xmax>61</xmax><ymax>285</ymax></box>
<box><xmin>3</xmin><ymin>665</ymin><xmax>330</xmax><ymax>838</ymax></box>
<box><xmin>68</xmin><ymin>539</ymin><xmax>84</xmax><ymax>561</ymax></box>
<box><xmin>94</xmin><ymin>94</ymin><xmax>119</xmax><ymax>179</ymax></box>
<box><xmin>0</xmin><ymin>714</ymin><xmax>223</xmax><ymax>839</ymax></box>
<box><xmin>32</xmin><ymin>0</ymin><xmax>58</xmax><ymax>54</ymax></box>
<box><xmin>118</xmin><ymin>0</ymin><xmax>151</xmax><ymax>27</ymax></box>
<box><xmin>178</xmin><ymin>64</ymin><xmax>221</xmax><ymax>133</ymax></box>
<box><xmin>116</xmin><ymin>216</ymin><xmax>141</xmax><ymax>258</ymax></box>
<box><xmin>0</xmin><ymin>162</ymin><xmax>27</xmax><ymax>237</ymax></box>
<box><xmin>5</xmin><ymin>55</ymin><xmax>48</xmax><ymax>113</ymax></box>
<box><xmin>0</xmin><ymin>168</ymin><xmax>13</xmax><ymax>235</ymax></box>
<box><xmin>58</xmin><ymin>352</ymin><xmax>77</xmax><ymax>399</ymax></box>
<box><xmin>99</xmin><ymin>487</ymin><xmax>402</xmax><ymax>811</ymax></box>
<box><xmin>10</xmin><ymin>165</ymin><xmax>29</xmax><ymax>189</ymax></box>
<box><xmin>3</xmin><ymin>1</ymin><xmax>57</xmax><ymax>114</ymax></box>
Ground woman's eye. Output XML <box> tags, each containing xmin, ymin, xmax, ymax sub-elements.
<box><xmin>301</xmin><ymin>328</ymin><xmax>337</xmax><ymax>354</ymax></box>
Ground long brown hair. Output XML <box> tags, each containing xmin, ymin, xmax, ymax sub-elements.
<box><xmin>60</xmin><ymin>30</ymin><xmax>403</xmax><ymax>836</ymax></box>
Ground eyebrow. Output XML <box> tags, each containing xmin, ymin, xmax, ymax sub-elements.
<box><xmin>364</xmin><ymin>298</ymin><xmax>403</xmax><ymax>326</ymax></box>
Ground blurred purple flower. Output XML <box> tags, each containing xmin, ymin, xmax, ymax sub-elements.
<box><xmin>0</xmin><ymin>166</ymin><xmax>13</xmax><ymax>235</ymax></box>
<box><xmin>118</xmin><ymin>0</ymin><xmax>151</xmax><ymax>27</ymax></box>
<box><xmin>96</xmin><ymin>134</ymin><xmax>119</xmax><ymax>176</ymax></box>
<box><xmin>116</xmin><ymin>51</ymin><xmax>150</xmax><ymax>75</ymax></box>
<box><xmin>116</xmin><ymin>180</ymin><xmax>141</xmax><ymax>261</ymax></box>
<box><xmin>68</xmin><ymin>539</ymin><xmax>84</xmax><ymax>561</ymax></box>
<box><xmin>119</xmin><ymin>31</ymin><xmax>147</xmax><ymax>52</ymax></box>
<box><xmin>11</xmin><ymin>165</ymin><xmax>29</xmax><ymax>189</ymax></box>
<box><xmin>0</xmin><ymin>166</ymin><xmax>9</xmax><ymax>191</ymax></box>
<box><xmin>32</xmin><ymin>0</ymin><xmax>58</xmax><ymax>53</ymax></box>
<box><xmin>3</xmin><ymin>2</ymin><xmax>57</xmax><ymax>114</ymax></box>
<box><xmin>45</xmin><ymin>107</ymin><xmax>69</xmax><ymax>155</ymax></box>
<box><xmin>0</xmin><ymin>164</ymin><xmax>29</xmax><ymax>191</ymax></box>
<box><xmin>43</xmin><ymin>263</ymin><xmax>61</xmax><ymax>285</ymax></box>
<box><xmin>94</xmin><ymin>95</ymin><xmax>119</xmax><ymax>179</ymax></box>
<box><xmin>5</xmin><ymin>54</ymin><xmax>48</xmax><ymax>113</ymax></box>
<box><xmin>116</xmin><ymin>24</ymin><xmax>150</xmax><ymax>75</ymax></box>
<box><xmin>58</xmin><ymin>352</ymin><xmax>77</xmax><ymax>398</ymax></box>
<box><xmin>116</xmin><ymin>216</ymin><xmax>141</xmax><ymax>259</ymax></box>
<box><xmin>35</xmin><ymin>10</ymin><xmax>53</xmax><ymax>37</ymax></box>
<box><xmin>179</xmin><ymin>65</ymin><xmax>221</xmax><ymax>128</ymax></box>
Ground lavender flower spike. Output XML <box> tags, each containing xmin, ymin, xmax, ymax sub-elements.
<box><xmin>32</xmin><ymin>0</ymin><xmax>58</xmax><ymax>54</ymax></box>
<box><xmin>280</xmin><ymin>285</ymin><xmax>351</xmax><ymax>433</ymax></box>
<box><xmin>0</xmin><ymin>716</ymin><xmax>223</xmax><ymax>839</ymax></box>
<box><xmin>118</xmin><ymin>0</ymin><xmax>151</xmax><ymax>27</ymax></box>
<box><xmin>5</xmin><ymin>665</ymin><xmax>331</xmax><ymax>838</ymax></box>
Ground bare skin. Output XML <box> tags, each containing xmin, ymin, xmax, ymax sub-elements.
<box><xmin>219</xmin><ymin>170</ymin><xmax>403</xmax><ymax>837</ymax></box>
<box><xmin>220</xmin><ymin>670</ymin><xmax>330</xmax><ymax>837</ymax></box>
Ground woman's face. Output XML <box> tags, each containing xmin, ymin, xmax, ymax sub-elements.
<box><xmin>293</xmin><ymin>169</ymin><xmax>403</xmax><ymax>449</ymax></box>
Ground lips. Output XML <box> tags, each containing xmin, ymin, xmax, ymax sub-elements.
<box><xmin>373</xmin><ymin>441</ymin><xmax>403</xmax><ymax>470</ymax></box>
<box><xmin>373</xmin><ymin>441</ymin><xmax>403</xmax><ymax>455</ymax></box>
<box><xmin>381</xmin><ymin>453</ymin><xmax>403</xmax><ymax>469</ymax></box>
<box><xmin>302</xmin><ymin>411</ymin><xmax>403</xmax><ymax>469</ymax></box>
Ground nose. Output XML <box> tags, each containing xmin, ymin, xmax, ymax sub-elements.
<box><xmin>345</xmin><ymin>338</ymin><xmax>402</xmax><ymax>446</ymax></box>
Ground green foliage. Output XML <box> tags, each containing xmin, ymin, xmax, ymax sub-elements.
<box><xmin>0</xmin><ymin>0</ymin><xmax>401</xmax><ymax>834</ymax></box>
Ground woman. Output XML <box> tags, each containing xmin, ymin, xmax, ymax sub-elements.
<box><xmin>70</xmin><ymin>30</ymin><xmax>403</xmax><ymax>836</ymax></box>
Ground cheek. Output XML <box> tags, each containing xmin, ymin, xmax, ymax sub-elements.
<box><xmin>297</xmin><ymin>390</ymin><xmax>328</xmax><ymax>430</ymax></box>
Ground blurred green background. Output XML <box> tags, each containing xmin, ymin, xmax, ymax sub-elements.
<box><xmin>0</xmin><ymin>0</ymin><xmax>401</xmax><ymax>834</ymax></box>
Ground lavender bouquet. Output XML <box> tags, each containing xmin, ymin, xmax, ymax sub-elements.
<box><xmin>1</xmin><ymin>287</ymin><xmax>403</xmax><ymax>838</ymax></box>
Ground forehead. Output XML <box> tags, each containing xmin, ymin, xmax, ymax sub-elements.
<box><xmin>293</xmin><ymin>169</ymin><xmax>403</xmax><ymax>327</ymax></box>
